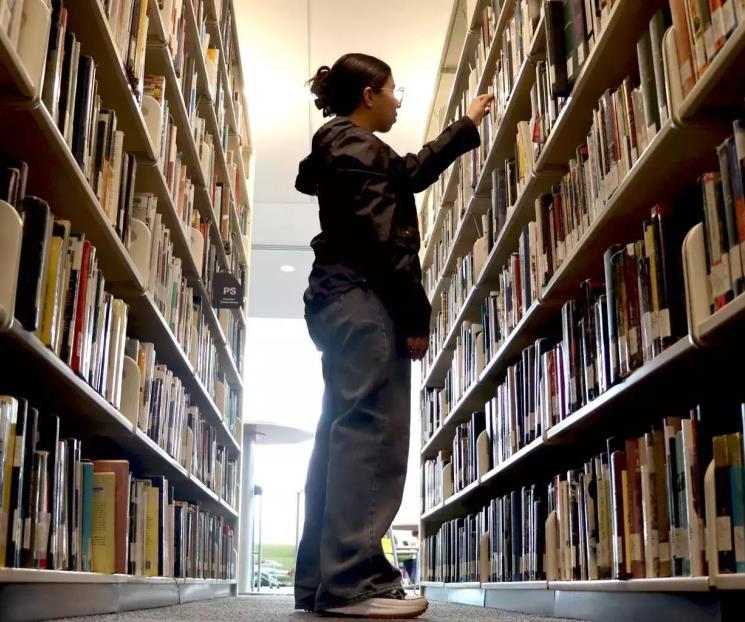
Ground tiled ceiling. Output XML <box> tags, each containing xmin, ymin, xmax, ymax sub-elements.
<box><xmin>234</xmin><ymin>0</ymin><xmax>454</xmax><ymax>319</ymax></box>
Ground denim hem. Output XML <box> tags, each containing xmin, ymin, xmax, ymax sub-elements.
<box><xmin>315</xmin><ymin>580</ymin><xmax>402</xmax><ymax>612</ymax></box>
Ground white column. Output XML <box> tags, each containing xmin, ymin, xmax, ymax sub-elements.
<box><xmin>238</xmin><ymin>427</ymin><xmax>256</xmax><ymax>594</ymax></box>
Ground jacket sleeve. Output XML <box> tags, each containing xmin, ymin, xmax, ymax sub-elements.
<box><xmin>391</xmin><ymin>116</ymin><xmax>481</xmax><ymax>193</ymax></box>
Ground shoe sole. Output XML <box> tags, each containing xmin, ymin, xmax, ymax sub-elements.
<box><xmin>320</xmin><ymin>601</ymin><xmax>428</xmax><ymax>619</ymax></box>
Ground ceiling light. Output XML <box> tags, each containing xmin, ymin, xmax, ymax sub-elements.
<box><xmin>280</xmin><ymin>265</ymin><xmax>295</xmax><ymax>273</ymax></box>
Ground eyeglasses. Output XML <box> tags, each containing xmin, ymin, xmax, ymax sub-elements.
<box><xmin>374</xmin><ymin>86</ymin><xmax>405</xmax><ymax>105</ymax></box>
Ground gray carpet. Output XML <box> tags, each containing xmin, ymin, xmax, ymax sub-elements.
<box><xmin>58</xmin><ymin>594</ymin><xmax>580</xmax><ymax>622</ymax></box>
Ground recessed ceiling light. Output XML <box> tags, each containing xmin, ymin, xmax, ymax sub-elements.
<box><xmin>280</xmin><ymin>265</ymin><xmax>295</xmax><ymax>273</ymax></box>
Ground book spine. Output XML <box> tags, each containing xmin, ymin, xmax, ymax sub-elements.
<box><xmin>713</xmin><ymin>435</ymin><xmax>735</xmax><ymax>573</ymax></box>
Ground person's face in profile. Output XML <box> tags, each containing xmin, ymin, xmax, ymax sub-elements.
<box><xmin>367</xmin><ymin>75</ymin><xmax>403</xmax><ymax>133</ymax></box>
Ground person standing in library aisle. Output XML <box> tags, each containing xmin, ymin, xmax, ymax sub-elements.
<box><xmin>294</xmin><ymin>52</ymin><xmax>493</xmax><ymax>619</ymax></box>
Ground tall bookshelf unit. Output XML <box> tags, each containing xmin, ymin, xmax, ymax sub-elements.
<box><xmin>0</xmin><ymin>1</ymin><xmax>253</xmax><ymax>620</ymax></box>
<box><xmin>418</xmin><ymin>1</ymin><xmax>745</xmax><ymax>620</ymax></box>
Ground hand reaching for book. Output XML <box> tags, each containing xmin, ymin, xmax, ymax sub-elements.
<box><xmin>407</xmin><ymin>336</ymin><xmax>429</xmax><ymax>361</ymax></box>
<box><xmin>467</xmin><ymin>94</ymin><xmax>495</xmax><ymax>126</ymax></box>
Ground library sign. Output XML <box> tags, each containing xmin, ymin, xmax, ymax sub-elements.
<box><xmin>212</xmin><ymin>272</ymin><xmax>245</xmax><ymax>308</ymax></box>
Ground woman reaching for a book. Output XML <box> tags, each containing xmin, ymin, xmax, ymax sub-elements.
<box><xmin>294</xmin><ymin>52</ymin><xmax>492</xmax><ymax>619</ymax></box>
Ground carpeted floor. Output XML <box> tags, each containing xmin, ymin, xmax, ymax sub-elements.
<box><xmin>57</xmin><ymin>594</ymin><xmax>581</xmax><ymax>622</ymax></box>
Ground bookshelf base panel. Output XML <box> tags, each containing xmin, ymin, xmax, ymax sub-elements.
<box><xmin>0</xmin><ymin>577</ymin><xmax>235</xmax><ymax>622</ymax></box>
<box><xmin>423</xmin><ymin>584</ymin><xmax>745</xmax><ymax>622</ymax></box>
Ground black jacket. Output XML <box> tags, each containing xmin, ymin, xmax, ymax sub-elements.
<box><xmin>296</xmin><ymin>115</ymin><xmax>480</xmax><ymax>337</ymax></box>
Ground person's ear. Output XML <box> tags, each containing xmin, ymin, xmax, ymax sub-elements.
<box><xmin>362</xmin><ymin>86</ymin><xmax>375</xmax><ymax>108</ymax></box>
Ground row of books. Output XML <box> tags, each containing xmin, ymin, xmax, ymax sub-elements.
<box><xmin>96</xmin><ymin>0</ymin><xmax>149</xmax><ymax>102</ymax></box>
<box><xmin>3</xmin><ymin>173</ymin><xmax>131</xmax><ymax>409</ymax></box>
<box><xmin>156</xmin><ymin>2</ymin><xmax>251</xmax><ymax>291</ymax></box>
<box><xmin>420</xmin><ymin>0</ymin><xmax>502</xmax><ymax>251</ymax></box>
<box><xmin>141</xmin><ymin>75</ymin><xmax>246</xmax><ymax>324</ymax></box>
<box><xmin>135</xmin><ymin>196</ymin><xmax>219</xmax><ymax>395</ymax></box>
<box><xmin>3</xmin><ymin>156</ymin><xmax>238</xmax><ymax>441</ymax></box>
<box><xmin>423</xmin><ymin>448</ymin><xmax>450</xmax><ymax>511</ymax></box>
<box><xmin>422</xmin><ymin>342</ymin><xmax>544</xmax><ymax>513</ymax></box>
<box><xmin>193</xmin><ymin>0</ymin><xmax>221</xmax><ymax>101</ymax></box>
<box><xmin>211</xmin><ymin>0</ymin><xmax>251</xmax><ymax>152</ymax></box>
<box><xmin>156</xmin><ymin>0</ymin><xmax>252</xmax><ymax>243</ymax></box>
<box><xmin>534</xmin><ymin>5</ymin><xmax>669</xmax><ymax>165</ymax></box>
<box><xmin>421</xmin><ymin>387</ymin><xmax>447</xmax><ymax>449</ymax></box>
<box><xmin>426</xmin><ymin>251</ymin><xmax>478</xmax><ymax>375</ymax></box>
<box><xmin>164</xmin><ymin>0</ymin><xmax>232</xmax><ymax>156</ymax></box>
<box><xmin>6</xmin><ymin>191</ymin><xmax>236</xmax><ymax>501</ymax></box>
<box><xmin>423</xmin><ymin>2</ymin><xmax>542</xmax><ymax>290</ymax></box>
<box><xmin>41</xmin><ymin>5</ymin><xmax>248</xmax><ymax>334</ymax></box>
<box><xmin>542</xmin><ymin>204</ymin><xmax>693</xmax><ymax>424</ymax></box>
<box><xmin>423</xmin><ymin>403</ymin><xmax>745</xmax><ymax>582</ymax></box>
<box><xmin>192</xmin><ymin>0</ymin><xmax>251</xmax><ymax>215</ymax></box>
<box><xmin>423</xmin><ymin>484</ymin><xmax>543</xmax><ymax>583</ymax></box>
<box><xmin>422</xmin><ymin>163</ymin><xmax>473</xmax><ymax>297</ymax></box>
<box><xmin>535</xmin><ymin>63</ymin><xmax>669</xmax><ymax>288</ymax></box>
<box><xmin>423</xmin><ymin>505</ymin><xmax>487</xmax><ymax>583</ymax></box>
<box><xmin>485</xmin><ymin>343</ymin><xmax>542</xmax><ymax>468</ymax></box>
<box><xmin>44</xmin><ymin>5</ymin><xmax>247</xmax><ymax>294</ymax></box>
<box><xmin>482</xmin><ymin>222</ymin><xmax>540</xmax><ymax>358</ymax></box>
<box><xmin>182</xmin><ymin>401</ymin><xmax>237</xmax><ymax>503</ymax></box>
<box><xmin>669</xmin><ymin>0</ymin><xmax>745</xmax><ymax>99</ymax></box>
<box><xmin>700</xmin><ymin>121</ymin><xmax>745</xmax><ymax>312</ymax></box>
<box><xmin>43</xmin><ymin>11</ymin><xmax>139</xmax><ymax>249</ymax></box>
<box><xmin>132</xmin><ymin>188</ymin><xmax>244</xmax><ymax>397</ymax></box>
<box><xmin>476</xmin><ymin>157</ymin><xmax>523</xmax><ymax>272</ymax></box>
<box><xmin>423</xmin><ymin>219</ymin><xmax>540</xmax><ymax>402</ymax></box>
<box><xmin>423</xmin><ymin>162</ymin><xmax>453</xmax><ymax>249</ymax></box>
<box><xmin>444</xmin><ymin>321</ymin><xmax>484</xmax><ymax>410</ymax></box>
<box><xmin>213</xmin><ymin>372</ymin><xmax>240</xmax><ymax>439</ymax></box>
<box><xmin>475</xmin><ymin>0</ymin><xmax>542</xmax><ymax>186</ymax></box>
<box><xmin>124</xmin><ymin>337</ymin><xmax>238</xmax><ymax>503</ymax></box>
<box><xmin>422</xmin><ymin>5</ymin><xmax>669</xmax><ymax>313</ymax></box>
<box><xmin>219</xmin><ymin>306</ymin><xmax>244</xmax><ymax>378</ymax></box>
<box><xmin>144</xmin><ymin>74</ymin><xmax>197</xmax><ymax>226</ymax></box>
<box><xmin>421</xmin><ymin>201</ymin><xmax>694</xmax><ymax>450</ymax></box>
<box><xmin>451</xmin><ymin>412</ymin><xmax>487</xmax><ymax>495</ymax></box>
<box><xmin>0</xmin><ymin>395</ymin><xmax>235</xmax><ymax>577</ymax></box>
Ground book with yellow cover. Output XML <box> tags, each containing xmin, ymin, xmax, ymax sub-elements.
<box><xmin>93</xmin><ymin>460</ymin><xmax>130</xmax><ymax>573</ymax></box>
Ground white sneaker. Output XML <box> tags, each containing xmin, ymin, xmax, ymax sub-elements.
<box><xmin>320</xmin><ymin>589</ymin><xmax>428</xmax><ymax>619</ymax></box>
